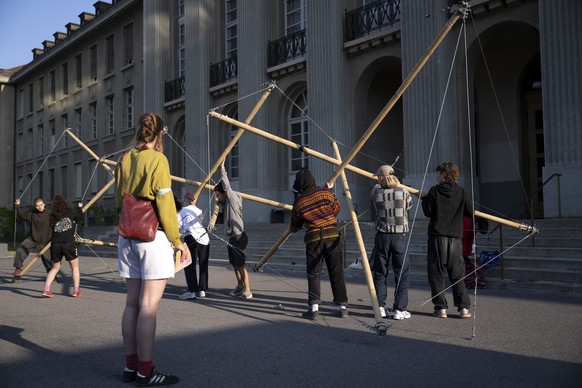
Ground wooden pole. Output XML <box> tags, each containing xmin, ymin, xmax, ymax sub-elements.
<box><xmin>64</xmin><ymin>131</ymin><xmax>293</xmax><ymax>211</ymax></box>
<box><xmin>209</xmin><ymin>111</ymin><xmax>536</xmax><ymax>233</ymax></box>
<box><xmin>193</xmin><ymin>82</ymin><xmax>275</xmax><ymax>201</ymax></box>
<box><xmin>253</xmin><ymin>227</ymin><xmax>293</xmax><ymax>272</ymax></box>
<box><xmin>326</xmin><ymin>8</ymin><xmax>465</xmax><ymax>186</ymax></box>
<box><xmin>18</xmin><ymin>242</ymin><xmax>51</xmax><ymax>277</ymax></box>
<box><xmin>331</xmin><ymin>142</ymin><xmax>387</xmax><ymax>335</ymax></box>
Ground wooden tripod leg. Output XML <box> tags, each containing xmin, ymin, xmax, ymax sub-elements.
<box><xmin>331</xmin><ymin>142</ymin><xmax>387</xmax><ymax>335</ymax></box>
<box><xmin>19</xmin><ymin>242</ymin><xmax>52</xmax><ymax>277</ymax></box>
<box><xmin>254</xmin><ymin>227</ymin><xmax>293</xmax><ymax>272</ymax></box>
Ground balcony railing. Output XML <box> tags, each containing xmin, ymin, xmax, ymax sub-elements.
<box><xmin>210</xmin><ymin>56</ymin><xmax>238</xmax><ymax>87</ymax></box>
<box><xmin>164</xmin><ymin>76</ymin><xmax>185</xmax><ymax>102</ymax></box>
<box><xmin>345</xmin><ymin>0</ymin><xmax>401</xmax><ymax>41</ymax></box>
<box><xmin>268</xmin><ymin>29</ymin><xmax>307</xmax><ymax>68</ymax></box>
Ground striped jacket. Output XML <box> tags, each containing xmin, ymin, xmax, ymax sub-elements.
<box><xmin>290</xmin><ymin>188</ymin><xmax>341</xmax><ymax>244</ymax></box>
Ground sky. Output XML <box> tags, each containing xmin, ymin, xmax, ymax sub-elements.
<box><xmin>0</xmin><ymin>0</ymin><xmax>97</xmax><ymax>70</ymax></box>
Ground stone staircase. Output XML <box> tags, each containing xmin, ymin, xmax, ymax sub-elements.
<box><xmin>78</xmin><ymin>218</ymin><xmax>582</xmax><ymax>294</ymax></box>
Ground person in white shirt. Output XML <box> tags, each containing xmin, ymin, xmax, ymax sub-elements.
<box><xmin>177</xmin><ymin>192</ymin><xmax>210</xmax><ymax>299</ymax></box>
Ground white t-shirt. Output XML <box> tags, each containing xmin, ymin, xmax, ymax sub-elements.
<box><xmin>178</xmin><ymin>205</ymin><xmax>210</xmax><ymax>245</ymax></box>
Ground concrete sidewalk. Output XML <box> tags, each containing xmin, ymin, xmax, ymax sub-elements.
<box><xmin>1</xmin><ymin>254</ymin><xmax>581</xmax><ymax>387</ymax></box>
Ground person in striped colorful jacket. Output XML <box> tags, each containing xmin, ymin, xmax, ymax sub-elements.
<box><xmin>290</xmin><ymin>168</ymin><xmax>348</xmax><ymax>320</ymax></box>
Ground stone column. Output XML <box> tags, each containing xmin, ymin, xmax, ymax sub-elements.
<box><xmin>539</xmin><ymin>0</ymin><xmax>582</xmax><ymax>216</ymax></box>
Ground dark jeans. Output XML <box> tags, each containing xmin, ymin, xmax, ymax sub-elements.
<box><xmin>13</xmin><ymin>237</ymin><xmax>52</xmax><ymax>272</ymax></box>
<box><xmin>183</xmin><ymin>234</ymin><xmax>210</xmax><ymax>293</ymax></box>
<box><xmin>369</xmin><ymin>232</ymin><xmax>410</xmax><ymax>311</ymax></box>
<box><xmin>305</xmin><ymin>236</ymin><xmax>348</xmax><ymax>307</ymax></box>
<box><xmin>427</xmin><ymin>235</ymin><xmax>471</xmax><ymax>311</ymax></box>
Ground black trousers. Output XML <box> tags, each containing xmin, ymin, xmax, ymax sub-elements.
<box><xmin>305</xmin><ymin>236</ymin><xmax>348</xmax><ymax>307</ymax></box>
<box><xmin>183</xmin><ymin>234</ymin><xmax>209</xmax><ymax>293</ymax></box>
<box><xmin>427</xmin><ymin>235</ymin><xmax>471</xmax><ymax>311</ymax></box>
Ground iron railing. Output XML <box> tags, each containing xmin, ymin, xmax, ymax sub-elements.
<box><xmin>164</xmin><ymin>76</ymin><xmax>185</xmax><ymax>102</ymax></box>
<box><xmin>210</xmin><ymin>56</ymin><xmax>238</xmax><ymax>87</ymax></box>
<box><xmin>345</xmin><ymin>0</ymin><xmax>401</xmax><ymax>41</ymax></box>
<box><xmin>268</xmin><ymin>29</ymin><xmax>307</xmax><ymax>68</ymax></box>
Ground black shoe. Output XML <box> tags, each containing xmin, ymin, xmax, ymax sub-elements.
<box><xmin>302</xmin><ymin>309</ymin><xmax>319</xmax><ymax>321</ymax></box>
<box><xmin>338</xmin><ymin>308</ymin><xmax>349</xmax><ymax>318</ymax></box>
<box><xmin>136</xmin><ymin>367</ymin><xmax>179</xmax><ymax>386</ymax></box>
<box><xmin>11</xmin><ymin>276</ymin><xmax>21</xmax><ymax>284</ymax></box>
<box><xmin>122</xmin><ymin>367</ymin><xmax>137</xmax><ymax>382</ymax></box>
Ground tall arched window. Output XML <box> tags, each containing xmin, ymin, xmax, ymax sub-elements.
<box><xmin>229</xmin><ymin>111</ymin><xmax>240</xmax><ymax>179</ymax></box>
<box><xmin>289</xmin><ymin>90</ymin><xmax>308</xmax><ymax>172</ymax></box>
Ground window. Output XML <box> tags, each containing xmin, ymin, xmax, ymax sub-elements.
<box><xmin>289</xmin><ymin>90</ymin><xmax>309</xmax><ymax>171</ymax></box>
<box><xmin>75</xmin><ymin>54</ymin><xmax>82</xmax><ymax>88</ymax></box>
<box><xmin>27</xmin><ymin>128</ymin><xmax>33</xmax><ymax>159</ymax></box>
<box><xmin>61</xmin><ymin>165</ymin><xmax>68</xmax><ymax>198</ymax></box>
<box><xmin>49</xmin><ymin>70</ymin><xmax>56</xmax><ymax>102</ymax></box>
<box><xmin>125</xmin><ymin>87</ymin><xmax>134</xmax><ymax>128</ymax></box>
<box><xmin>49</xmin><ymin>120</ymin><xmax>56</xmax><ymax>149</ymax></box>
<box><xmin>89</xmin><ymin>160</ymin><xmax>99</xmax><ymax>194</ymax></box>
<box><xmin>90</xmin><ymin>45</ymin><xmax>97</xmax><ymax>81</ymax></box>
<box><xmin>75</xmin><ymin>108</ymin><xmax>82</xmax><ymax>139</ymax></box>
<box><xmin>38</xmin><ymin>124</ymin><xmax>44</xmax><ymax>154</ymax></box>
<box><xmin>38</xmin><ymin>171</ymin><xmax>44</xmax><ymax>200</ymax></box>
<box><xmin>74</xmin><ymin>163</ymin><xmax>83</xmax><ymax>199</ymax></box>
<box><xmin>225</xmin><ymin>0</ymin><xmax>237</xmax><ymax>58</ymax></box>
<box><xmin>62</xmin><ymin>62</ymin><xmax>69</xmax><ymax>96</ymax></box>
<box><xmin>229</xmin><ymin>113</ymin><xmax>240</xmax><ymax>179</ymax></box>
<box><xmin>61</xmin><ymin>114</ymin><xmax>68</xmax><ymax>147</ymax></box>
<box><xmin>123</xmin><ymin>23</ymin><xmax>134</xmax><ymax>65</ymax></box>
<box><xmin>48</xmin><ymin>168</ymin><xmax>55</xmax><ymax>201</ymax></box>
<box><xmin>18</xmin><ymin>89</ymin><xmax>24</xmax><ymax>118</ymax></box>
<box><xmin>106</xmin><ymin>34</ymin><xmax>115</xmax><ymax>74</ymax></box>
<box><xmin>90</xmin><ymin>102</ymin><xmax>97</xmax><ymax>139</ymax></box>
<box><xmin>106</xmin><ymin>95</ymin><xmax>115</xmax><ymax>134</ymax></box>
<box><xmin>28</xmin><ymin>83</ymin><xmax>33</xmax><ymax>113</ymax></box>
<box><xmin>179</xmin><ymin>0</ymin><xmax>185</xmax><ymax>77</ymax></box>
<box><xmin>285</xmin><ymin>0</ymin><xmax>307</xmax><ymax>34</ymax></box>
<box><xmin>17</xmin><ymin>133</ymin><xmax>23</xmax><ymax>161</ymax></box>
<box><xmin>38</xmin><ymin>77</ymin><xmax>44</xmax><ymax>108</ymax></box>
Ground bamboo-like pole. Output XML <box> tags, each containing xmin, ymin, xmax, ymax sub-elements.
<box><xmin>65</xmin><ymin>129</ymin><xmax>115</xmax><ymax>174</ymax></box>
<box><xmin>253</xmin><ymin>227</ymin><xmax>293</xmax><ymax>272</ymax></box>
<box><xmin>18</xmin><ymin>242</ymin><xmax>51</xmax><ymax>277</ymax></box>
<box><xmin>209</xmin><ymin>111</ymin><xmax>536</xmax><ymax>233</ymax></box>
<box><xmin>332</xmin><ymin>142</ymin><xmax>387</xmax><ymax>336</ymax></box>
<box><xmin>326</xmin><ymin>8</ymin><xmax>465</xmax><ymax>186</ymax></box>
<box><xmin>75</xmin><ymin>236</ymin><xmax>118</xmax><ymax>248</ymax></box>
<box><xmin>209</xmin><ymin>111</ymin><xmax>376</xmax><ymax>178</ymax></box>
<box><xmin>193</xmin><ymin>83</ymin><xmax>276</xmax><ymax>201</ymax></box>
<box><xmin>64</xmin><ymin>131</ymin><xmax>293</xmax><ymax>211</ymax></box>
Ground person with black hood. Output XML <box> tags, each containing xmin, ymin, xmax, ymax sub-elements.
<box><xmin>289</xmin><ymin>168</ymin><xmax>348</xmax><ymax>320</ymax></box>
<box><xmin>418</xmin><ymin>162</ymin><xmax>473</xmax><ymax>319</ymax></box>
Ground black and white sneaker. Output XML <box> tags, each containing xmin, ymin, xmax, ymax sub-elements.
<box><xmin>136</xmin><ymin>367</ymin><xmax>179</xmax><ymax>386</ymax></box>
<box><xmin>122</xmin><ymin>367</ymin><xmax>137</xmax><ymax>382</ymax></box>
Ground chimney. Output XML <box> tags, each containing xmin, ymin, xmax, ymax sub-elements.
<box><xmin>53</xmin><ymin>32</ymin><xmax>68</xmax><ymax>43</ymax></box>
<box><xmin>43</xmin><ymin>40</ymin><xmax>55</xmax><ymax>51</ymax></box>
<box><xmin>79</xmin><ymin>12</ymin><xmax>95</xmax><ymax>26</ymax></box>
<box><xmin>32</xmin><ymin>48</ymin><xmax>45</xmax><ymax>59</ymax></box>
<box><xmin>66</xmin><ymin>22</ymin><xmax>81</xmax><ymax>35</ymax></box>
<box><xmin>94</xmin><ymin>1</ymin><xmax>112</xmax><ymax>15</ymax></box>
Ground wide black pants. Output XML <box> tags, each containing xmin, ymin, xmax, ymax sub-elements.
<box><xmin>305</xmin><ymin>237</ymin><xmax>348</xmax><ymax>307</ymax></box>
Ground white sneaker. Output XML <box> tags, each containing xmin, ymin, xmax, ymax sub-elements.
<box><xmin>349</xmin><ymin>259</ymin><xmax>364</xmax><ymax>270</ymax></box>
<box><xmin>379</xmin><ymin>306</ymin><xmax>387</xmax><ymax>318</ymax></box>
<box><xmin>178</xmin><ymin>291</ymin><xmax>196</xmax><ymax>300</ymax></box>
<box><xmin>198</xmin><ymin>290</ymin><xmax>206</xmax><ymax>298</ymax></box>
<box><xmin>393</xmin><ymin>310</ymin><xmax>411</xmax><ymax>320</ymax></box>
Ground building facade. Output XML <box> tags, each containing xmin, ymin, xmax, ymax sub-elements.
<box><xmin>1</xmin><ymin>0</ymin><xmax>581</xmax><ymax>224</ymax></box>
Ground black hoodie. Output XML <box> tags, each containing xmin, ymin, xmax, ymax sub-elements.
<box><xmin>421</xmin><ymin>182</ymin><xmax>472</xmax><ymax>238</ymax></box>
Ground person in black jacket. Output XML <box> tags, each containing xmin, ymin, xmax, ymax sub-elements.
<box><xmin>418</xmin><ymin>162</ymin><xmax>472</xmax><ymax>319</ymax></box>
<box><xmin>11</xmin><ymin>197</ymin><xmax>53</xmax><ymax>282</ymax></box>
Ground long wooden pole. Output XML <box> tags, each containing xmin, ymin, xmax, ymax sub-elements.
<box><xmin>64</xmin><ymin>131</ymin><xmax>293</xmax><ymax>211</ymax></box>
<box><xmin>193</xmin><ymin>82</ymin><xmax>275</xmax><ymax>201</ymax></box>
<box><xmin>326</xmin><ymin>8</ymin><xmax>465</xmax><ymax>186</ymax></box>
<box><xmin>253</xmin><ymin>227</ymin><xmax>293</xmax><ymax>272</ymax></box>
<box><xmin>332</xmin><ymin>142</ymin><xmax>387</xmax><ymax>335</ymax></box>
<box><xmin>209</xmin><ymin>111</ymin><xmax>536</xmax><ymax>233</ymax></box>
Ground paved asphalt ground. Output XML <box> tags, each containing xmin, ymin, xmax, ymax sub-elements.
<box><xmin>1</xmin><ymin>253</ymin><xmax>581</xmax><ymax>388</ymax></box>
